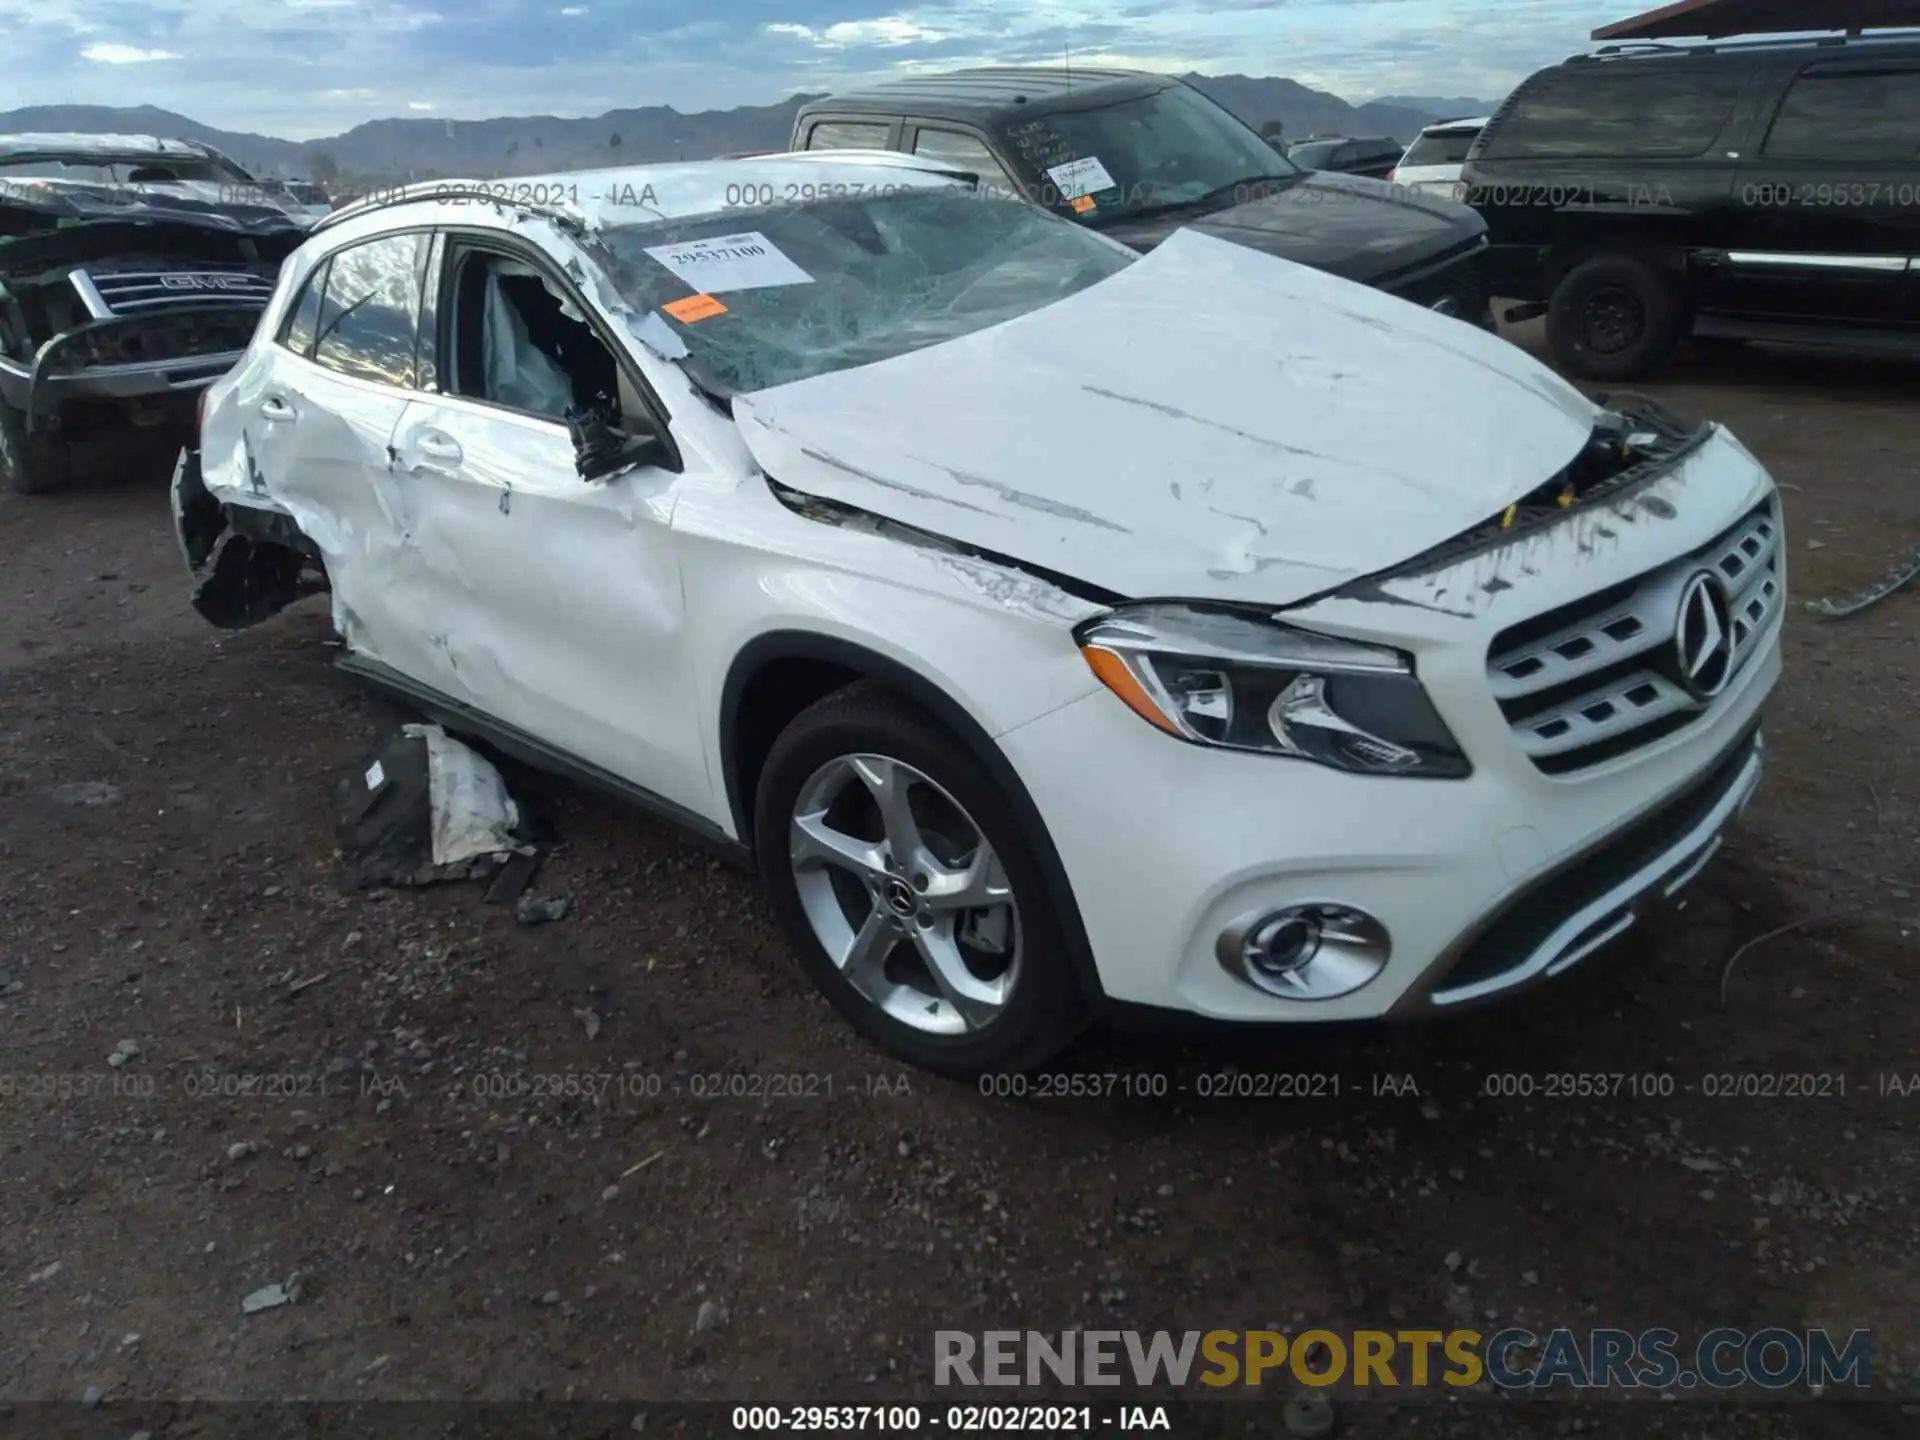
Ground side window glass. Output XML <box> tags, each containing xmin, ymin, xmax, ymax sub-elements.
<box><xmin>911</xmin><ymin>129</ymin><xmax>1019</xmax><ymax>198</ymax></box>
<box><xmin>447</xmin><ymin>248</ymin><xmax>622</xmax><ymax>423</ymax></box>
<box><xmin>807</xmin><ymin>121</ymin><xmax>891</xmax><ymax>151</ymax></box>
<box><xmin>312</xmin><ymin>232</ymin><xmax>426</xmax><ymax>387</ymax></box>
<box><xmin>1482</xmin><ymin>68</ymin><xmax>1751</xmax><ymax>159</ymax></box>
<box><xmin>276</xmin><ymin>259</ymin><xmax>326</xmax><ymax>358</ymax></box>
<box><xmin>1764</xmin><ymin>70</ymin><xmax>1920</xmax><ymax>161</ymax></box>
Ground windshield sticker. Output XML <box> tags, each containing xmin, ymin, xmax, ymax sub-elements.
<box><xmin>1070</xmin><ymin>194</ymin><xmax>1097</xmax><ymax>215</ymax></box>
<box><xmin>643</xmin><ymin>231</ymin><xmax>813</xmax><ymax>293</ymax></box>
<box><xmin>1044</xmin><ymin>156</ymin><xmax>1116</xmax><ymax>200</ymax></box>
<box><xmin>663</xmin><ymin>293</ymin><xmax>728</xmax><ymax>324</ymax></box>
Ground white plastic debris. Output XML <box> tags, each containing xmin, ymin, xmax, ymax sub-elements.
<box><xmin>404</xmin><ymin>724</ymin><xmax>527</xmax><ymax>870</ymax></box>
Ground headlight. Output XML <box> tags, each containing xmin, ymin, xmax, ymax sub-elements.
<box><xmin>1076</xmin><ymin>603</ymin><xmax>1470</xmax><ymax>778</ymax></box>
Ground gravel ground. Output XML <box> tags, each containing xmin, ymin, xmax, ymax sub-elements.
<box><xmin>1</xmin><ymin>335</ymin><xmax>1916</xmax><ymax>1438</ymax></box>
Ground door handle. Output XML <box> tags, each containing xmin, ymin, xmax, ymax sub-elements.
<box><xmin>415</xmin><ymin>431</ymin><xmax>463</xmax><ymax>464</ymax></box>
<box><xmin>259</xmin><ymin>396</ymin><xmax>296</xmax><ymax>421</ymax></box>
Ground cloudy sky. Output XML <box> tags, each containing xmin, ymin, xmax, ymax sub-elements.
<box><xmin>5</xmin><ymin>0</ymin><xmax>1637</xmax><ymax>139</ymax></box>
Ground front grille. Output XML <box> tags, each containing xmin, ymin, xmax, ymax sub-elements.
<box><xmin>75</xmin><ymin>267</ymin><xmax>277</xmax><ymax>319</ymax></box>
<box><xmin>1487</xmin><ymin>496</ymin><xmax>1781</xmax><ymax>774</ymax></box>
<box><xmin>1430</xmin><ymin>722</ymin><xmax>1761</xmax><ymax>1003</ymax></box>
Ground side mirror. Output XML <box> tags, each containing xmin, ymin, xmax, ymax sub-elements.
<box><xmin>567</xmin><ymin>401</ymin><xmax>664</xmax><ymax>481</ymax></box>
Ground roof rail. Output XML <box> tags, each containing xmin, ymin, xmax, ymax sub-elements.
<box><xmin>309</xmin><ymin>182</ymin><xmax>590</xmax><ymax>239</ymax></box>
<box><xmin>1575</xmin><ymin>28</ymin><xmax>1920</xmax><ymax>62</ymax></box>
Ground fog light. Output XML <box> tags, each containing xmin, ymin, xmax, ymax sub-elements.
<box><xmin>1216</xmin><ymin>903</ymin><xmax>1391</xmax><ymax>1000</ymax></box>
<box><xmin>1246</xmin><ymin>914</ymin><xmax>1321</xmax><ymax>977</ymax></box>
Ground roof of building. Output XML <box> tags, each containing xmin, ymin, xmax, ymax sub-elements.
<box><xmin>1594</xmin><ymin>0</ymin><xmax>1920</xmax><ymax>39</ymax></box>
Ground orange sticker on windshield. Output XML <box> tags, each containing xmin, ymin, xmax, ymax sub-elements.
<box><xmin>663</xmin><ymin>293</ymin><xmax>727</xmax><ymax>323</ymax></box>
<box><xmin>1071</xmin><ymin>194</ymin><xmax>1097</xmax><ymax>214</ymax></box>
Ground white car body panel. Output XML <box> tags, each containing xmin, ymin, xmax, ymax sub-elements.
<box><xmin>190</xmin><ymin>158</ymin><xmax>1785</xmax><ymax>1037</ymax></box>
<box><xmin>736</xmin><ymin>229</ymin><xmax>1596</xmax><ymax>607</ymax></box>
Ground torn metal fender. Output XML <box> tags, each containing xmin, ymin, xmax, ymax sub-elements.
<box><xmin>170</xmin><ymin>446</ymin><xmax>326</xmax><ymax>630</ymax></box>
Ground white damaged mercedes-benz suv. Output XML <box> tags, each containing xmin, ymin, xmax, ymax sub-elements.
<box><xmin>173</xmin><ymin>157</ymin><xmax>1783</xmax><ymax>1076</ymax></box>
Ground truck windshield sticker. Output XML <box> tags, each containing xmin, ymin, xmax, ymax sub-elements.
<box><xmin>642</xmin><ymin>231</ymin><xmax>813</xmax><ymax>293</ymax></box>
<box><xmin>1044</xmin><ymin>156</ymin><xmax>1117</xmax><ymax>200</ymax></box>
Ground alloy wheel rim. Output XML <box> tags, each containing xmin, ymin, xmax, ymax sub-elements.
<box><xmin>788</xmin><ymin>753</ymin><xmax>1021</xmax><ymax>1036</ymax></box>
<box><xmin>1583</xmin><ymin>284</ymin><xmax>1645</xmax><ymax>356</ymax></box>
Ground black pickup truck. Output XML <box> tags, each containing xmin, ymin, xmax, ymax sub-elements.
<box><xmin>789</xmin><ymin>68</ymin><xmax>1494</xmax><ymax>325</ymax></box>
<box><xmin>0</xmin><ymin>133</ymin><xmax>313</xmax><ymax>493</ymax></box>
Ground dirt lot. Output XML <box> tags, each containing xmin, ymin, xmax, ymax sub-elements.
<box><xmin>1</xmin><ymin>333</ymin><xmax>1916</xmax><ymax>1438</ymax></box>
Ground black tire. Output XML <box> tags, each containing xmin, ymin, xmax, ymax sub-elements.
<box><xmin>754</xmin><ymin>681</ymin><xmax>1087</xmax><ymax>1078</ymax></box>
<box><xmin>0</xmin><ymin>404</ymin><xmax>73</xmax><ymax>495</ymax></box>
<box><xmin>1546</xmin><ymin>254</ymin><xmax>1684</xmax><ymax>382</ymax></box>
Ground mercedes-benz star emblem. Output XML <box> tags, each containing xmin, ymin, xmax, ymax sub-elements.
<box><xmin>1429</xmin><ymin>297</ymin><xmax>1458</xmax><ymax>317</ymax></box>
<box><xmin>1673</xmin><ymin>570</ymin><xmax>1735</xmax><ymax>700</ymax></box>
<box><xmin>882</xmin><ymin>875</ymin><xmax>918</xmax><ymax>919</ymax></box>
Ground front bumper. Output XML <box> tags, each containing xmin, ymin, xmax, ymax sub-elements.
<box><xmin>996</xmin><ymin>427</ymin><xmax>1783</xmax><ymax>1023</ymax></box>
<box><xmin>0</xmin><ymin>306</ymin><xmax>260</xmax><ymax>431</ymax></box>
<box><xmin>1381</xmin><ymin>235</ymin><xmax>1494</xmax><ymax>329</ymax></box>
<box><xmin>998</xmin><ymin>640</ymin><xmax>1774</xmax><ymax>1022</ymax></box>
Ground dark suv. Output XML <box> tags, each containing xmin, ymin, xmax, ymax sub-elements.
<box><xmin>1467</xmin><ymin>33</ymin><xmax>1920</xmax><ymax>379</ymax></box>
<box><xmin>791</xmin><ymin>69</ymin><xmax>1493</xmax><ymax>324</ymax></box>
<box><xmin>1287</xmin><ymin>136</ymin><xmax>1404</xmax><ymax>180</ymax></box>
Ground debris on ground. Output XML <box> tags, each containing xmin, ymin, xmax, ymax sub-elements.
<box><xmin>484</xmin><ymin>848</ymin><xmax>543</xmax><ymax>905</ymax></box>
<box><xmin>514</xmin><ymin>892</ymin><xmax>573</xmax><ymax>927</ymax></box>
<box><xmin>241</xmin><ymin>1281</ymin><xmax>295</xmax><ymax>1314</ymax></box>
<box><xmin>691</xmin><ymin>1297</ymin><xmax>729</xmax><ymax>1333</ymax></box>
<box><xmin>336</xmin><ymin>724</ymin><xmax>537</xmax><ymax>888</ymax></box>
<box><xmin>1809</xmin><ymin>541</ymin><xmax>1920</xmax><ymax>619</ymax></box>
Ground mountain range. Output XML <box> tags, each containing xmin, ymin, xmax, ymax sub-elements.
<box><xmin>0</xmin><ymin>78</ymin><xmax>1501</xmax><ymax>182</ymax></box>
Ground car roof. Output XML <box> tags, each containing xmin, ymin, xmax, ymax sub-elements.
<box><xmin>756</xmin><ymin>149</ymin><xmax>971</xmax><ymax>174</ymax></box>
<box><xmin>311</xmin><ymin>156</ymin><xmax>969</xmax><ymax>239</ymax></box>
<box><xmin>0</xmin><ymin>132</ymin><xmax>221</xmax><ymax>165</ymax></box>
<box><xmin>802</xmin><ymin>66</ymin><xmax>1174</xmax><ymax>120</ymax></box>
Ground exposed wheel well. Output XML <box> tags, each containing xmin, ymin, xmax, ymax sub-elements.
<box><xmin>726</xmin><ymin>654</ymin><xmax>866</xmax><ymax>845</ymax></box>
<box><xmin>1544</xmin><ymin>235</ymin><xmax>1690</xmax><ymax>297</ymax></box>
<box><xmin>717</xmin><ymin>632</ymin><xmax>1108</xmax><ymax>1008</ymax></box>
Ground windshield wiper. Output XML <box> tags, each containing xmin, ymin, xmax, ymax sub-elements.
<box><xmin>1110</xmin><ymin>171</ymin><xmax>1300</xmax><ymax>223</ymax></box>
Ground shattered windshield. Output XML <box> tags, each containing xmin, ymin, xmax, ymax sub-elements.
<box><xmin>596</xmin><ymin>189</ymin><xmax>1134</xmax><ymax>395</ymax></box>
<box><xmin>999</xmin><ymin>84</ymin><xmax>1300</xmax><ymax>223</ymax></box>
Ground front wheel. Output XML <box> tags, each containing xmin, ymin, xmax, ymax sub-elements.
<box><xmin>0</xmin><ymin>404</ymin><xmax>73</xmax><ymax>494</ymax></box>
<box><xmin>754</xmin><ymin>682</ymin><xmax>1087</xmax><ymax>1078</ymax></box>
<box><xmin>1546</xmin><ymin>254</ymin><xmax>1684</xmax><ymax>382</ymax></box>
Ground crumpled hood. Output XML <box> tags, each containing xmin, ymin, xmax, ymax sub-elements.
<box><xmin>0</xmin><ymin>176</ymin><xmax>312</xmax><ymax>234</ymax></box>
<box><xmin>1100</xmin><ymin>170</ymin><xmax>1484</xmax><ymax>282</ymax></box>
<box><xmin>733</xmin><ymin>229</ymin><xmax>1599</xmax><ymax>607</ymax></box>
